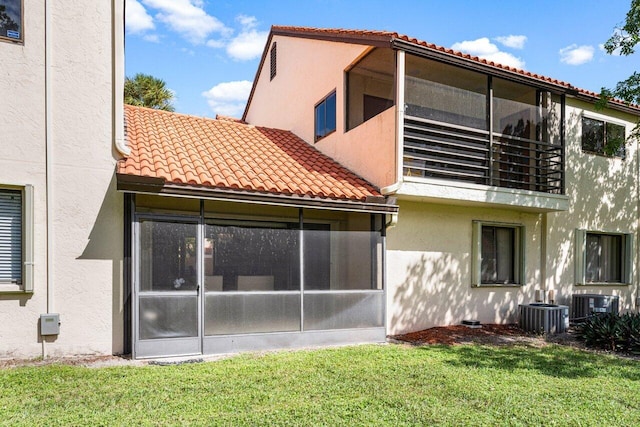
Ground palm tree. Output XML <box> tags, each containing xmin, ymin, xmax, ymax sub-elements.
<box><xmin>124</xmin><ymin>73</ymin><xmax>175</xmax><ymax>111</ymax></box>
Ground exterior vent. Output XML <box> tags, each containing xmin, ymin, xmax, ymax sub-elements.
<box><xmin>270</xmin><ymin>42</ymin><xmax>277</xmax><ymax>80</ymax></box>
<box><xmin>571</xmin><ymin>294</ymin><xmax>619</xmax><ymax>323</ymax></box>
<box><xmin>519</xmin><ymin>303</ymin><xmax>569</xmax><ymax>334</ymax></box>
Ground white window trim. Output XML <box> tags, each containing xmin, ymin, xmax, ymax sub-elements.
<box><xmin>575</xmin><ymin>229</ymin><xmax>633</xmax><ymax>286</ymax></box>
<box><xmin>471</xmin><ymin>221</ymin><xmax>525</xmax><ymax>287</ymax></box>
<box><xmin>0</xmin><ymin>184</ymin><xmax>33</xmax><ymax>293</ymax></box>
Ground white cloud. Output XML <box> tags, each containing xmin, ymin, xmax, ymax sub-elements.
<box><xmin>141</xmin><ymin>0</ymin><xmax>231</xmax><ymax>44</ymax></box>
<box><xmin>559</xmin><ymin>44</ymin><xmax>594</xmax><ymax>65</ymax></box>
<box><xmin>451</xmin><ymin>37</ymin><xmax>525</xmax><ymax>69</ymax></box>
<box><xmin>125</xmin><ymin>0</ymin><xmax>154</xmax><ymax>34</ymax></box>
<box><xmin>202</xmin><ymin>80</ymin><xmax>253</xmax><ymax>117</ymax></box>
<box><xmin>143</xmin><ymin>34</ymin><xmax>160</xmax><ymax>43</ymax></box>
<box><xmin>224</xmin><ymin>15</ymin><xmax>268</xmax><ymax>61</ymax></box>
<box><xmin>236</xmin><ymin>14</ymin><xmax>258</xmax><ymax>29</ymax></box>
<box><xmin>206</xmin><ymin>39</ymin><xmax>226</xmax><ymax>48</ymax></box>
<box><xmin>495</xmin><ymin>35</ymin><xmax>527</xmax><ymax>49</ymax></box>
<box><xmin>226</xmin><ymin>30</ymin><xmax>268</xmax><ymax>61</ymax></box>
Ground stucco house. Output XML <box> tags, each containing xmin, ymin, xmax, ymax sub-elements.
<box><xmin>243</xmin><ymin>26</ymin><xmax>640</xmax><ymax>336</ymax></box>
<box><xmin>1</xmin><ymin>2</ymin><xmax>639</xmax><ymax>359</ymax></box>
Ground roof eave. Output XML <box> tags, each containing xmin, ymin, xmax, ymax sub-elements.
<box><xmin>116</xmin><ymin>173</ymin><xmax>399</xmax><ymax>214</ymax></box>
<box><xmin>392</xmin><ymin>38</ymin><xmax>570</xmax><ymax>94</ymax></box>
<box><xmin>571</xmin><ymin>91</ymin><xmax>640</xmax><ymax>117</ymax></box>
<box><xmin>242</xmin><ymin>26</ymin><xmax>393</xmax><ymax>122</ymax></box>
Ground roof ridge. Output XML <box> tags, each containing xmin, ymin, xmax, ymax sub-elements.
<box><xmin>267</xmin><ymin>26</ymin><xmax>639</xmax><ymax>112</ymax></box>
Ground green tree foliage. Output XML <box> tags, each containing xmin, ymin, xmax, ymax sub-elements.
<box><xmin>124</xmin><ymin>73</ymin><xmax>175</xmax><ymax>112</ymax></box>
<box><xmin>598</xmin><ymin>0</ymin><xmax>640</xmax><ymax>142</ymax></box>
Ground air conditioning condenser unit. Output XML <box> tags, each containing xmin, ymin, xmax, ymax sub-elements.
<box><xmin>519</xmin><ymin>303</ymin><xmax>569</xmax><ymax>334</ymax></box>
<box><xmin>571</xmin><ymin>294</ymin><xmax>619</xmax><ymax>323</ymax></box>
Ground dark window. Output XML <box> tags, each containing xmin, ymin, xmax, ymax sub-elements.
<box><xmin>269</xmin><ymin>42</ymin><xmax>277</xmax><ymax>80</ymax></box>
<box><xmin>481</xmin><ymin>226</ymin><xmax>516</xmax><ymax>284</ymax></box>
<box><xmin>346</xmin><ymin>48</ymin><xmax>395</xmax><ymax>130</ymax></box>
<box><xmin>0</xmin><ymin>0</ymin><xmax>22</xmax><ymax>43</ymax></box>
<box><xmin>585</xmin><ymin>233</ymin><xmax>623</xmax><ymax>283</ymax></box>
<box><xmin>205</xmin><ymin>222</ymin><xmax>300</xmax><ymax>292</ymax></box>
<box><xmin>363</xmin><ymin>95</ymin><xmax>394</xmax><ymax>122</ymax></box>
<box><xmin>139</xmin><ymin>220</ymin><xmax>199</xmax><ymax>292</ymax></box>
<box><xmin>315</xmin><ymin>91</ymin><xmax>336</xmax><ymax>141</ymax></box>
<box><xmin>582</xmin><ymin>117</ymin><xmax>626</xmax><ymax>157</ymax></box>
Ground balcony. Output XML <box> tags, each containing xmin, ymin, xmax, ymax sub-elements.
<box><xmin>403</xmin><ymin>116</ymin><xmax>564</xmax><ymax>194</ymax></box>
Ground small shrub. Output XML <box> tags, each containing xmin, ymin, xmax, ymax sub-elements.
<box><xmin>576</xmin><ymin>312</ymin><xmax>640</xmax><ymax>353</ymax></box>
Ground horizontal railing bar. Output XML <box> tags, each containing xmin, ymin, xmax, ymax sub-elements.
<box><xmin>405</xmin><ymin>134</ymin><xmax>490</xmax><ymax>153</ymax></box>
<box><xmin>406</xmin><ymin>165</ymin><xmax>488</xmax><ymax>179</ymax></box>
<box><xmin>405</xmin><ymin>115</ymin><xmax>490</xmax><ymax>135</ymax></box>
<box><xmin>405</xmin><ymin>125</ymin><xmax>490</xmax><ymax>142</ymax></box>
<box><xmin>404</xmin><ymin>156</ymin><xmax>489</xmax><ymax>172</ymax></box>
<box><xmin>405</xmin><ymin>145</ymin><xmax>489</xmax><ymax>163</ymax></box>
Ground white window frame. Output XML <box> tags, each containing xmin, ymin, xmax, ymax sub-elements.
<box><xmin>575</xmin><ymin>229</ymin><xmax>633</xmax><ymax>285</ymax></box>
<box><xmin>471</xmin><ymin>221</ymin><xmax>525</xmax><ymax>287</ymax></box>
<box><xmin>0</xmin><ymin>184</ymin><xmax>33</xmax><ymax>293</ymax></box>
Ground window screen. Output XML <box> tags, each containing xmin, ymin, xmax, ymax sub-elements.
<box><xmin>0</xmin><ymin>189</ymin><xmax>22</xmax><ymax>284</ymax></box>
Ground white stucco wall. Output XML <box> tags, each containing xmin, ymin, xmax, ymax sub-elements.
<box><xmin>386</xmin><ymin>202</ymin><xmax>542</xmax><ymax>334</ymax></box>
<box><xmin>245</xmin><ymin>36</ymin><xmax>397</xmax><ymax>189</ymax></box>
<box><xmin>545</xmin><ymin>99</ymin><xmax>639</xmax><ymax>312</ymax></box>
<box><xmin>0</xmin><ymin>1</ymin><xmax>124</xmax><ymax>358</ymax></box>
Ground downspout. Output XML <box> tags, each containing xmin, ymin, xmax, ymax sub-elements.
<box><xmin>637</xmin><ymin>127</ymin><xmax>640</xmax><ymax>312</ymax></box>
<box><xmin>113</xmin><ymin>0</ymin><xmax>129</xmax><ymax>156</ymax></box>
<box><xmin>540</xmin><ymin>213</ymin><xmax>549</xmax><ymax>303</ymax></box>
<box><xmin>381</xmin><ymin>48</ymin><xmax>404</xmax><ymax>228</ymax></box>
<box><xmin>44</xmin><ymin>0</ymin><xmax>54</xmax><ymax>357</ymax></box>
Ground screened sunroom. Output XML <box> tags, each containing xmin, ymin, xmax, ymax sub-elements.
<box><xmin>118</xmin><ymin>104</ymin><xmax>397</xmax><ymax>358</ymax></box>
<box><xmin>128</xmin><ymin>195</ymin><xmax>389</xmax><ymax>358</ymax></box>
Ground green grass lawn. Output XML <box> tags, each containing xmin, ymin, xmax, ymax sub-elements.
<box><xmin>1</xmin><ymin>344</ymin><xmax>639</xmax><ymax>426</ymax></box>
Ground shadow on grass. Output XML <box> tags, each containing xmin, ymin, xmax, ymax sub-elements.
<box><xmin>419</xmin><ymin>344</ymin><xmax>640</xmax><ymax>381</ymax></box>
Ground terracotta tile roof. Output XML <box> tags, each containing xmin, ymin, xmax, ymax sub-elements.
<box><xmin>270</xmin><ymin>26</ymin><xmax>640</xmax><ymax>113</ymax></box>
<box><xmin>118</xmin><ymin>105</ymin><xmax>381</xmax><ymax>203</ymax></box>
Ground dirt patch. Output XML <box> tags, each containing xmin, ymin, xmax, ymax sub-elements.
<box><xmin>0</xmin><ymin>354</ymin><xmax>144</xmax><ymax>369</ymax></box>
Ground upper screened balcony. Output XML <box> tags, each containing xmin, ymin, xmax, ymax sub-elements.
<box><xmin>401</xmin><ymin>54</ymin><xmax>566</xmax><ymax>208</ymax></box>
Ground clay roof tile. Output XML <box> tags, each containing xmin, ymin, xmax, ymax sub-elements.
<box><xmin>118</xmin><ymin>105</ymin><xmax>380</xmax><ymax>203</ymax></box>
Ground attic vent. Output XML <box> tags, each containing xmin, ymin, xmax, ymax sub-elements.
<box><xmin>270</xmin><ymin>42</ymin><xmax>277</xmax><ymax>80</ymax></box>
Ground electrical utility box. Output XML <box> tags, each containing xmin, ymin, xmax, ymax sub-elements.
<box><xmin>40</xmin><ymin>313</ymin><xmax>60</xmax><ymax>336</ymax></box>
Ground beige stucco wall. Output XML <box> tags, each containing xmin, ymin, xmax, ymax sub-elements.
<box><xmin>545</xmin><ymin>99</ymin><xmax>639</xmax><ymax>311</ymax></box>
<box><xmin>386</xmin><ymin>99</ymin><xmax>640</xmax><ymax>335</ymax></box>
<box><xmin>386</xmin><ymin>201</ymin><xmax>542</xmax><ymax>334</ymax></box>
<box><xmin>0</xmin><ymin>1</ymin><xmax>124</xmax><ymax>358</ymax></box>
<box><xmin>245</xmin><ymin>36</ymin><xmax>397</xmax><ymax>188</ymax></box>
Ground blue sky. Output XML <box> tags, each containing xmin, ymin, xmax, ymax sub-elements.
<box><xmin>125</xmin><ymin>0</ymin><xmax>638</xmax><ymax>118</ymax></box>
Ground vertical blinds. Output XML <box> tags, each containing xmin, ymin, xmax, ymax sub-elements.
<box><xmin>0</xmin><ymin>189</ymin><xmax>21</xmax><ymax>284</ymax></box>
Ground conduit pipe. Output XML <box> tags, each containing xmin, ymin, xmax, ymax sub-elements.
<box><xmin>43</xmin><ymin>0</ymin><xmax>54</xmax><ymax>358</ymax></box>
<box><xmin>381</xmin><ymin>49</ymin><xmax>405</xmax><ymax>230</ymax></box>
<box><xmin>637</xmin><ymin>127</ymin><xmax>640</xmax><ymax>312</ymax></box>
<box><xmin>113</xmin><ymin>0</ymin><xmax>129</xmax><ymax>156</ymax></box>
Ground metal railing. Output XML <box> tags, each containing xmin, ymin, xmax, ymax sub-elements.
<box><xmin>403</xmin><ymin>115</ymin><xmax>564</xmax><ymax>194</ymax></box>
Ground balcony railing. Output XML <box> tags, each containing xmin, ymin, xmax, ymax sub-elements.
<box><xmin>403</xmin><ymin>116</ymin><xmax>564</xmax><ymax>194</ymax></box>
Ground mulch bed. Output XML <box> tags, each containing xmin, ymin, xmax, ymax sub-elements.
<box><xmin>391</xmin><ymin>323</ymin><xmax>564</xmax><ymax>346</ymax></box>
